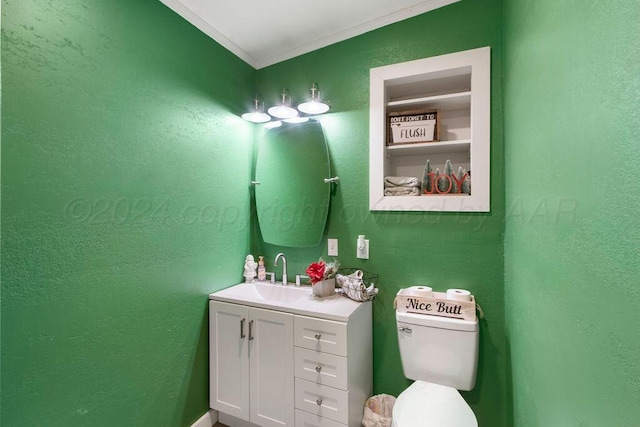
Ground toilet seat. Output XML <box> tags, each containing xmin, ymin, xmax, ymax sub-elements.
<box><xmin>391</xmin><ymin>381</ymin><xmax>477</xmax><ymax>427</ymax></box>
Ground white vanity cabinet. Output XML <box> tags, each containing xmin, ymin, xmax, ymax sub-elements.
<box><xmin>369</xmin><ymin>46</ymin><xmax>491</xmax><ymax>212</ymax></box>
<box><xmin>293</xmin><ymin>313</ymin><xmax>372</xmax><ymax>427</ymax></box>
<box><xmin>210</xmin><ymin>301</ymin><xmax>295</xmax><ymax>427</ymax></box>
<box><xmin>209</xmin><ymin>285</ymin><xmax>372</xmax><ymax>427</ymax></box>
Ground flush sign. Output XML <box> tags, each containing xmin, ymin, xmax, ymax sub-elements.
<box><xmin>387</xmin><ymin>110</ymin><xmax>439</xmax><ymax>145</ymax></box>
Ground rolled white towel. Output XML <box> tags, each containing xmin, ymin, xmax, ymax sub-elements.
<box><xmin>384</xmin><ymin>176</ymin><xmax>420</xmax><ymax>188</ymax></box>
<box><xmin>384</xmin><ymin>186</ymin><xmax>421</xmax><ymax>196</ymax></box>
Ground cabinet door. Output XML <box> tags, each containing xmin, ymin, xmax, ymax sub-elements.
<box><xmin>249</xmin><ymin>307</ymin><xmax>295</xmax><ymax>427</ymax></box>
<box><xmin>210</xmin><ymin>301</ymin><xmax>250</xmax><ymax>420</ymax></box>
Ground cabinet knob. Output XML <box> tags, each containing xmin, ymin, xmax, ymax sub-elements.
<box><xmin>314</xmin><ymin>333</ymin><xmax>321</xmax><ymax>340</ymax></box>
<box><xmin>316</xmin><ymin>397</ymin><xmax>323</xmax><ymax>406</ymax></box>
<box><xmin>315</xmin><ymin>365</ymin><xmax>322</xmax><ymax>373</ymax></box>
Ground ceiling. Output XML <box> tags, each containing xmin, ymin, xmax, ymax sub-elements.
<box><xmin>159</xmin><ymin>0</ymin><xmax>459</xmax><ymax>69</ymax></box>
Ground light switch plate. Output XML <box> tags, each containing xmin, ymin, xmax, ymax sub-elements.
<box><xmin>328</xmin><ymin>238</ymin><xmax>338</xmax><ymax>256</ymax></box>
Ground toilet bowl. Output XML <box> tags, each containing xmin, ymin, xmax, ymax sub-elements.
<box><xmin>391</xmin><ymin>381</ymin><xmax>477</xmax><ymax>427</ymax></box>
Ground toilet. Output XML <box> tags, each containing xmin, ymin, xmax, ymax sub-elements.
<box><xmin>393</xmin><ymin>311</ymin><xmax>479</xmax><ymax>427</ymax></box>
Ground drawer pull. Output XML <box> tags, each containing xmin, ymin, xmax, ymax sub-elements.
<box><xmin>240</xmin><ymin>318</ymin><xmax>246</xmax><ymax>339</ymax></box>
<box><xmin>314</xmin><ymin>333</ymin><xmax>322</xmax><ymax>340</ymax></box>
<box><xmin>315</xmin><ymin>365</ymin><xmax>322</xmax><ymax>373</ymax></box>
<box><xmin>316</xmin><ymin>397</ymin><xmax>323</xmax><ymax>406</ymax></box>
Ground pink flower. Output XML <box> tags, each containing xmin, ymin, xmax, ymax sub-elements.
<box><xmin>306</xmin><ymin>261</ymin><xmax>326</xmax><ymax>284</ymax></box>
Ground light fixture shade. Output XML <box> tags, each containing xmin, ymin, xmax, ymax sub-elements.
<box><xmin>242</xmin><ymin>111</ymin><xmax>271</xmax><ymax>123</ymax></box>
<box><xmin>298</xmin><ymin>101</ymin><xmax>330</xmax><ymax>115</ymax></box>
<box><xmin>242</xmin><ymin>94</ymin><xmax>271</xmax><ymax>123</ymax></box>
<box><xmin>284</xmin><ymin>117</ymin><xmax>309</xmax><ymax>124</ymax></box>
<box><xmin>268</xmin><ymin>88</ymin><xmax>299</xmax><ymax>119</ymax></box>
<box><xmin>268</xmin><ymin>105</ymin><xmax>298</xmax><ymax>119</ymax></box>
<box><xmin>264</xmin><ymin>120</ymin><xmax>282</xmax><ymax>129</ymax></box>
<box><xmin>298</xmin><ymin>82</ymin><xmax>330</xmax><ymax>115</ymax></box>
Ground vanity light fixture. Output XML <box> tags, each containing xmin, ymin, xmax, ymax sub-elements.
<box><xmin>242</xmin><ymin>84</ymin><xmax>331</xmax><ymax>124</ymax></box>
<box><xmin>241</xmin><ymin>94</ymin><xmax>271</xmax><ymax>123</ymax></box>
<box><xmin>267</xmin><ymin>88</ymin><xmax>299</xmax><ymax>119</ymax></box>
<box><xmin>297</xmin><ymin>82</ymin><xmax>330</xmax><ymax>115</ymax></box>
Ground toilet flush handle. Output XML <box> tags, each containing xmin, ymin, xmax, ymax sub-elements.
<box><xmin>398</xmin><ymin>326</ymin><xmax>412</xmax><ymax>332</ymax></box>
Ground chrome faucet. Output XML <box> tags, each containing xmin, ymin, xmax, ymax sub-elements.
<box><xmin>274</xmin><ymin>253</ymin><xmax>287</xmax><ymax>285</ymax></box>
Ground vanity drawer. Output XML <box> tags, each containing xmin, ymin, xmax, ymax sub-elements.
<box><xmin>295</xmin><ymin>347</ymin><xmax>348</xmax><ymax>390</ymax></box>
<box><xmin>295</xmin><ymin>409</ymin><xmax>346</xmax><ymax>427</ymax></box>
<box><xmin>295</xmin><ymin>316</ymin><xmax>347</xmax><ymax>356</ymax></box>
<box><xmin>295</xmin><ymin>378</ymin><xmax>348</xmax><ymax>424</ymax></box>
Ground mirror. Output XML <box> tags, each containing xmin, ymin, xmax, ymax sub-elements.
<box><xmin>255</xmin><ymin>120</ymin><xmax>330</xmax><ymax>247</ymax></box>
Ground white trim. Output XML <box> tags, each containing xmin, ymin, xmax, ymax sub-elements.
<box><xmin>190</xmin><ymin>409</ymin><xmax>217</xmax><ymax>427</ymax></box>
<box><xmin>160</xmin><ymin>0</ymin><xmax>459</xmax><ymax>70</ymax></box>
<box><xmin>369</xmin><ymin>46</ymin><xmax>491</xmax><ymax>212</ymax></box>
<box><xmin>158</xmin><ymin>0</ymin><xmax>257</xmax><ymax>68</ymax></box>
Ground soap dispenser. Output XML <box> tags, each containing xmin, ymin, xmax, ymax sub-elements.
<box><xmin>257</xmin><ymin>256</ymin><xmax>266</xmax><ymax>281</ymax></box>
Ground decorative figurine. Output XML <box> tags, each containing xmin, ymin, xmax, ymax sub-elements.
<box><xmin>243</xmin><ymin>255</ymin><xmax>257</xmax><ymax>283</ymax></box>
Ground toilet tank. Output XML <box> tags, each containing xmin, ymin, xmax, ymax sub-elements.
<box><xmin>396</xmin><ymin>311</ymin><xmax>478</xmax><ymax>391</ymax></box>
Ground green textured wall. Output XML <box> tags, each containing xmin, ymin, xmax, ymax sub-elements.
<box><xmin>1</xmin><ymin>1</ymin><xmax>254</xmax><ymax>425</ymax></box>
<box><xmin>254</xmin><ymin>1</ymin><xmax>507</xmax><ymax>426</ymax></box>
<box><xmin>503</xmin><ymin>0</ymin><xmax>640</xmax><ymax>425</ymax></box>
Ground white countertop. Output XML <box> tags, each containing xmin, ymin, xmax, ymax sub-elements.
<box><xmin>209</xmin><ymin>282</ymin><xmax>369</xmax><ymax>322</ymax></box>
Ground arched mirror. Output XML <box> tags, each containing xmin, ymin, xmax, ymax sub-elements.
<box><xmin>254</xmin><ymin>120</ymin><xmax>330</xmax><ymax>247</ymax></box>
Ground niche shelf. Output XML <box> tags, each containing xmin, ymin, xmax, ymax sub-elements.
<box><xmin>369</xmin><ymin>46</ymin><xmax>491</xmax><ymax>212</ymax></box>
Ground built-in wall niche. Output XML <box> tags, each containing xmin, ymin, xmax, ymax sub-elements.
<box><xmin>369</xmin><ymin>47</ymin><xmax>491</xmax><ymax>212</ymax></box>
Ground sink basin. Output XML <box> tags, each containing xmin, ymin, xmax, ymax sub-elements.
<box><xmin>222</xmin><ymin>282</ymin><xmax>309</xmax><ymax>303</ymax></box>
<box><xmin>210</xmin><ymin>281</ymin><xmax>366</xmax><ymax>322</ymax></box>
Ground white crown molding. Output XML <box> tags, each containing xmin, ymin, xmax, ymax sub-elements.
<box><xmin>159</xmin><ymin>0</ymin><xmax>258</xmax><ymax>68</ymax></box>
<box><xmin>255</xmin><ymin>0</ymin><xmax>460</xmax><ymax>69</ymax></box>
<box><xmin>161</xmin><ymin>0</ymin><xmax>459</xmax><ymax>70</ymax></box>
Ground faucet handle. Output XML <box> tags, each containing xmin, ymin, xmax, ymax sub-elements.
<box><xmin>265</xmin><ymin>272</ymin><xmax>275</xmax><ymax>283</ymax></box>
<box><xmin>295</xmin><ymin>274</ymin><xmax>310</xmax><ymax>287</ymax></box>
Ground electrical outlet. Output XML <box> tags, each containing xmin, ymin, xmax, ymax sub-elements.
<box><xmin>328</xmin><ymin>238</ymin><xmax>338</xmax><ymax>256</ymax></box>
<box><xmin>356</xmin><ymin>236</ymin><xmax>369</xmax><ymax>259</ymax></box>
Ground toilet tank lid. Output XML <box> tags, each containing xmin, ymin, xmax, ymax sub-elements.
<box><xmin>396</xmin><ymin>311</ymin><xmax>478</xmax><ymax>332</ymax></box>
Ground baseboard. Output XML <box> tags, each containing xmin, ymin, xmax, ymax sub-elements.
<box><xmin>191</xmin><ymin>409</ymin><xmax>218</xmax><ymax>427</ymax></box>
